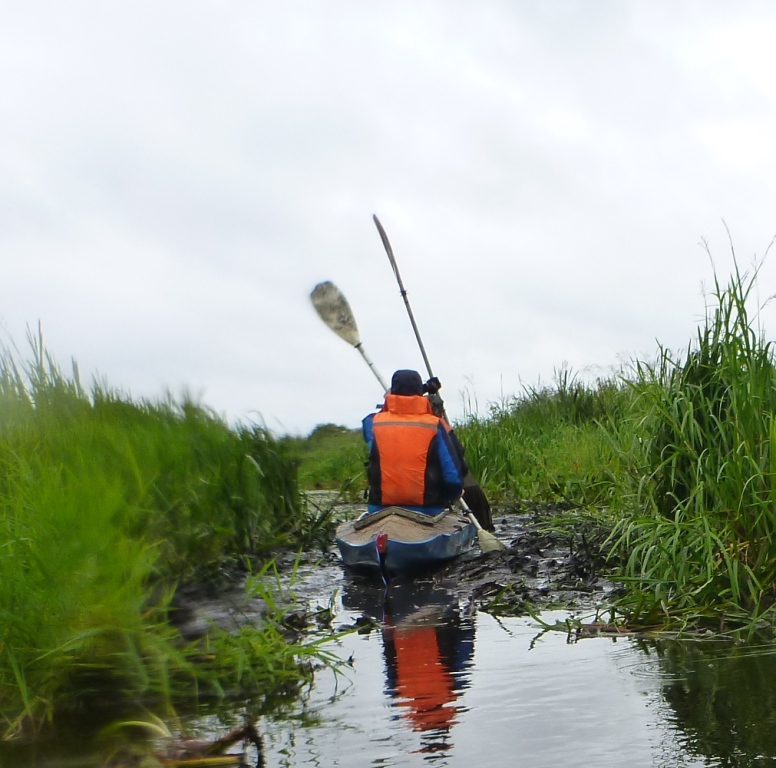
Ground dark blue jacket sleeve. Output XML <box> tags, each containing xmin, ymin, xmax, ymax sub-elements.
<box><xmin>435</xmin><ymin>424</ymin><xmax>464</xmax><ymax>499</ymax></box>
<box><xmin>362</xmin><ymin>413</ymin><xmax>375</xmax><ymax>449</ymax></box>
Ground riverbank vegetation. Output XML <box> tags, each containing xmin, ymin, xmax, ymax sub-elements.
<box><xmin>281</xmin><ymin>422</ymin><xmax>364</xmax><ymax>497</ymax></box>
<box><xmin>0</xmin><ymin>333</ymin><xmax>337</xmax><ymax>741</ymax></box>
<box><xmin>468</xmin><ymin>261</ymin><xmax>776</xmax><ymax>633</ymax></box>
<box><xmin>610</xmin><ymin>262</ymin><xmax>776</xmax><ymax>632</ymax></box>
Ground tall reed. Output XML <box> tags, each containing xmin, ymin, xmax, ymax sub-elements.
<box><xmin>0</xmin><ymin>333</ymin><xmax>329</xmax><ymax>735</ymax></box>
<box><xmin>609</xmin><ymin>261</ymin><xmax>776</xmax><ymax>624</ymax></box>
<box><xmin>456</xmin><ymin>369</ymin><xmax>630</xmax><ymax>508</ymax></box>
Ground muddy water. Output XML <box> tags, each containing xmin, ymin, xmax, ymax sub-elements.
<box><xmin>7</xmin><ymin>534</ymin><xmax>776</xmax><ymax>767</ymax></box>
<box><xmin>242</xmin><ymin>565</ymin><xmax>774</xmax><ymax>768</ymax></box>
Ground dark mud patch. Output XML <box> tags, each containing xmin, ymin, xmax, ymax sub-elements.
<box><xmin>439</xmin><ymin>504</ymin><xmax>621</xmax><ymax>616</ymax></box>
<box><xmin>375</xmin><ymin>504</ymin><xmax>621</xmax><ymax>617</ymax></box>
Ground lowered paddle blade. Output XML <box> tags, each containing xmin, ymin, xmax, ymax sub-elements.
<box><xmin>476</xmin><ymin>526</ymin><xmax>506</xmax><ymax>553</ymax></box>
<box><xmin>457</xmin><ymin>498</ymin><xmax>506</xmax><ymax>553</ymax></box>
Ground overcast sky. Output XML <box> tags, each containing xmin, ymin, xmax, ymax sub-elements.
<box><xmin>3</xmin><ymin>2</ymin><xmax>776</xmax><ymax>436</ymax></box>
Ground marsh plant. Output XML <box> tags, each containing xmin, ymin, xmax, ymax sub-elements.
<box><xmin>0</xmin><ymin>333</ymin><xmax>332</xmax><ymax>737</ymax></box>
<box><xmin>452</xmin><ymin>256</ymin><xmax>776</xmax><ymax>630</ymax></box>
<box><xmin>610</xmin><ymin>261</ymin><xmax>776</xmax><ymax>626</ymax></box>
<box><xmin>281</xmin><ymin>423</ymin><xmax>366</xmax><ymax>499</ymax></box>
<box><xmin>456</xmin><ymin>369</ymin><xmax>631</xmax><ymax>508</ymax></box>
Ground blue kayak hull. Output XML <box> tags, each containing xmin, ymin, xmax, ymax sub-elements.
<box><xmin>335</xmin><ymin>507</ymin><xmax>476</xmax><ymax>578</ymax></box>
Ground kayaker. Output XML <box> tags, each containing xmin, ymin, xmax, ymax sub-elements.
<box><xmin>423</xmin><ymin>376</ymin><xmax>494</xmax><ymax>531</ymax></box>
<box><xmin>363</xmin><ymin>369</ymin><xmax>465</xmax><ymax>516</ymax></box>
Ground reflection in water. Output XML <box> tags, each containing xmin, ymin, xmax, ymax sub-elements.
<box><xmin>643</xmin><ymin>638</ymin><xmax>776</xmax><ymax>767</ymax></box>
<box><xmin>342</xmin><ymin>578</ymin><xmax>474</xmax><ymax>758</ymax></box>
<box><xmin>16</xmin><ymin>556</ymin><xmax>776</xmax><ymax>767</ymax></box>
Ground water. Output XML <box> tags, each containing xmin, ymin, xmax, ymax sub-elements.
<box><xmin>6</xmin><ymin>563</ymin><xmax>776</xmax><ymax>767</ymax></box>
<box><xmin>256</xmin><ymin>577</ymin><xmax>706</xmax><ymax>768</ymax></box>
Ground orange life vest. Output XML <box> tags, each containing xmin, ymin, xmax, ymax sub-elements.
<box><xmin>369</xmin><ymin>394</ymin><xmax>446</xmax><ymax>507</ymax></box>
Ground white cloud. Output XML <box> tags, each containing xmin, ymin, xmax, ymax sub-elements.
<box><xmin>1</xmin><ymin>1</ymin><xmax>776</xmax><ymax>436</ymax></box>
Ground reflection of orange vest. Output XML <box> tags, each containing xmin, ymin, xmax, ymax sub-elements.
<box><xmin>393</xmin><ymin>626</ymin><xmax>457</xmax><ymax>732</ymax></box>
<box><xmin>371</xmin><ymin>395</ymin><xmax>443</xmax><ymax>507</ymax></box>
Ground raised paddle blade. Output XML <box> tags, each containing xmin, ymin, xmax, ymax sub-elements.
<box><xmin>310</xmin><ymin>281</ymin><xmax>361</xmax><ymax>347</ymax></box>
<box><xmin>310</xmin><ymin>280</ymin><xmax>390</xmax><ymax>391</ymax></box>
<box><xmin>373</xmin><ymin>214</ymin><xmax>400</xmax><ymax>282</ymax></box>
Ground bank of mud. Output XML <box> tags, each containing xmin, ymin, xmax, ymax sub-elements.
<box><xmin>171</xmin><ymin>499</ymin><xmax>622</xmax><ymax>644</ymax></box>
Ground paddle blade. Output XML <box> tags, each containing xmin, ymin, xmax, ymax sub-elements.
<box><xmin>310</xmin><ymin>281</ymin><xmax>361</xmax><ymax>346</ymax></box>
<box><xmin>477</xmin><ymin>528</ymin><xmax>506</xmax><ymax>553</ymax></box>
<box><xmin>372</xmin><ymin>214</ymin><xmax>400</xmax><ymax>280</ymax></box>
<box><xmin>457</xmin><ymin>499</ymin><xmax>507</xmax><ymax>553</ymax></box>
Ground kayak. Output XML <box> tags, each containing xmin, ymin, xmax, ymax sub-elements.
<box><xmin>335</xmin><ymin>506</ymin><xmax>476</xmax><ymax>579</ymax></box>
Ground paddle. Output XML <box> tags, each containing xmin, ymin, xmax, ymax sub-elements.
<box><xmin>373</xmin><ymin>214</ymin><xmax>435</xmax><ymax>388</ymax></box>
<box><xmin>310</xmin><ymin>277</ymin><xmax>506</xmax><ymax>553</ymax></box>
<box><xmin>372</xmin><ymin>214</ymin><xmax>497</xmax><ymax>535</ymax></box>
<box><xmin>457</xmin><ymin>497</ymin><xmax>505</xmax><ymax>553</ymax></box>
<box><xmin>310</xmin><ymin>281</ymin><xmax>389</xmax><ymax>392</ymax></box>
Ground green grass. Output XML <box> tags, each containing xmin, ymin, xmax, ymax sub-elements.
<box><xmin>281</xmin><ymin>423</ymin><xmax>365</xmax><ymax>498</ymax></box>
<box><xmin>455</xmin><ymin>256</ymin><xmax>776</xmax><ymax>632</ymax></box>
<box><xmin>0</xmin><ymin>332</ymin><xmax>338</xmax><ymax>736</ymax></box>
<box><xmin>456</xmin><ymin>369</ymin><xmax>631</xmax><ymax>508</ymax></box>
<box><xmin>607</xmin><ymin>258</ymin><xmax>776</xmax><ymax>630</ymax></box>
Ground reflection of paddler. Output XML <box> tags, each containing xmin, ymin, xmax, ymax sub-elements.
<box><xmin>382</xmin><ymin>603</ymin><xmax>474</xmax><ymax>738</ymax></box>
<box><xmin>387</xmin><ymin>620</ymin><xmax>458</xmax><ymax>731</ymax></box>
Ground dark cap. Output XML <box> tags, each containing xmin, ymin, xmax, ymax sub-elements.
<box><xmin>390</xmin><ymin>369</ymin><xmax>424</xmax><ymax>396</ymax></box>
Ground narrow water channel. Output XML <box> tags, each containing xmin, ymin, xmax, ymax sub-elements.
<box><xmin>195</xmin><ymin>560</ymin><xmax>776</xmax><ymax>768</ymax></box>
<box><xmin>251</xmin><ymin>574</ymin><xmax>703</xmax><ymax>767</ymax></box>
<box><xmin>7</xmin><ymin>556</ymin><xmax>776</xmax><ymax>766</ymax></box>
